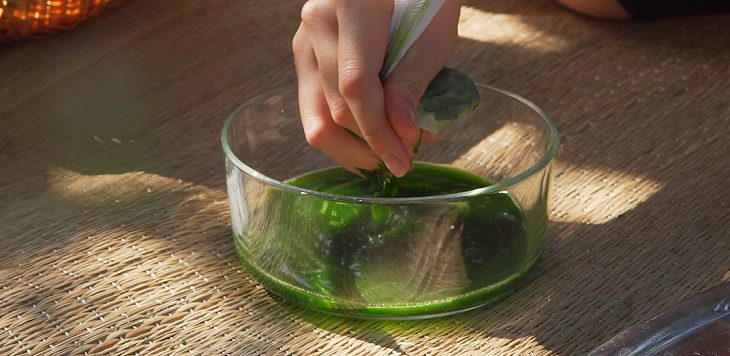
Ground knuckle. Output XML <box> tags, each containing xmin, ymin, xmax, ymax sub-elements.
<box><xmin>329</xmin><ymin>99</ymin><xmax>350</xmax><ymax>125</ymax></box>
<box><xmin>338</xmin><ymin>65</ymin><xmax>368</xmax><ymax>98</ymax></box>
<box><xmin>300</xmin><ymin>0</ymin><xmax>322</xmax><ymax>26</ymax></box>
<box><xmin>291</xmin><ymin>28</ymin><xmax>306</xmax><ymax>55</ymax></box>
<box><xmin>303</xmin><ymin>119</ymin><xmax>331</xmax><ymax>148</ymax></box>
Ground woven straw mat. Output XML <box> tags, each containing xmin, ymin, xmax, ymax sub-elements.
<box><xmin>1</xmin><ymin>0</ymin><xmax>729</xmax><ymax>354</ymax></box>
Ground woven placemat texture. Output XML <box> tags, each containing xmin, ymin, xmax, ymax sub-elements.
<box><xmin>1</xmin><ymin>0</ymin><xmax>729</xmax><ymax>354</ymax></box>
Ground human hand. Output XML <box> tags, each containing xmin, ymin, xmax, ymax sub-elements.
<box><xmin>293</xmin><ymin>0</ymin><xmax>461</xmax><ymax>177</ymax></box>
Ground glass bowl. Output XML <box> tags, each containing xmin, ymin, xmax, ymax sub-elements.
<box><xmin>222</xmin><ymin>83</ymin><xmax>559</xmax><ymax>319</ymax></box>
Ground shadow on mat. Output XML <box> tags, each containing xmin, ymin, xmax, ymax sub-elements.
<box><xmin>1</xmin><ymin>0</ymin><xmax>729</xmax><ymax>354</ymax></box>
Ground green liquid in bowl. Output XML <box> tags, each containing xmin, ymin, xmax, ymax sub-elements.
<box><xmin>234</xmin><ymin>163</ymin><xmax>542</xmax><ymax>319</ymax></box>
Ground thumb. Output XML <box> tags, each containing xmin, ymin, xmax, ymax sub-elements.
<box><xmin>382</xmin><ymin>1</ymin><xmax>460</xmax><ymax>149</ymax></box>
<box><xmin>382</xmin><ymin>74</ymin><xmax>431</xmax><ymax>149</ymax></box>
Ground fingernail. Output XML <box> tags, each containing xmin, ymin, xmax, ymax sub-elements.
<box><xmin>382</xmin><ymin>153</ymin><xmax>409</xmax><ymax>177</ymax></box>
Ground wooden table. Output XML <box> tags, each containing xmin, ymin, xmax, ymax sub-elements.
<box><xmin>1</xmin><ymin>0</ymin><xmax>729</xmax><ymax>354</ymax></box>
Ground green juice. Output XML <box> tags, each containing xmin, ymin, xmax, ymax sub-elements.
<box><xmin>233</xmin><ymin>163</ymin><xmax>541</xmax><ymax>319</ymax></box>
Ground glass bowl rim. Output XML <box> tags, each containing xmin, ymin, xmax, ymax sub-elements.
<box><xmin>221</xmin><ymin>83</ymin><xmax>560</xmax><ymax>204</ymax></box>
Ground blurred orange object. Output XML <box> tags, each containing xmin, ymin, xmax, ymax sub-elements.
<box><xmin>1</xmin><ymin>0</ymin><xmax>122</xmax><ymax>40</ymax></box>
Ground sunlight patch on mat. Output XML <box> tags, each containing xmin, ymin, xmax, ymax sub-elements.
<box><xmin>448</xmin><ymin>121</ymin><xmax>545</xmax><ymax>183</ymax></box>
<box><xmin>46</xmin><ymin>167</ymin><xmax>225</xmax><ymax>201</ymax></box>
<box><xmin>447</xmin><ymin>125</ymin><xmax>663</xmax><ymax>226</ymax></box>
<box><xmin>459</xmin><ymin>7</ymin><xmax>568</xmax><ymax>52</ymax></box>
<box><xmin>45</xmin><ymin>166</ymin><xmax>229</xmax><ymax>225</ymax></box>
<box><xmin>551</xmin><ymin>163</ymin><xmax>663</xmax><ymax>224</ymax></box>
<box><xmin>404</xmin><ymin>335</ymin><xmax>549</xmax><ymax>354</ymax></box>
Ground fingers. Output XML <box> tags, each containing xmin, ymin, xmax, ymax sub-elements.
<box><xmin>293</xmin><ymin>25</ymin><xmax>380</xmax><ymax>172</ymax></box>
<box><xmin>337</xmin><ymin>0</ymin><xmax>412</xmax><ymax>177</ymax></box>
<box><xmin>383</xmin><ymin>1</ymin><xmax>461</xmax><ymax>146</ymax></box>
<box><xmin>295</xmin><ymin>0</ymin><xmax>456</xmax><ymax>175</ymax></box>
<box><xmin>301</xmin><ymin>0</ymin><xmax>363</xmax><ymax>137</ymax></box>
